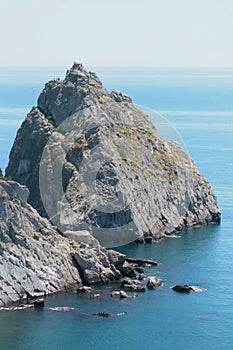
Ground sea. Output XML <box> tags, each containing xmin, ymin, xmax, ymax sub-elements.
<box><xmin>0</xmin><ymin>67</ymin><xmax>233</xmax><ymax>350</ymax></box>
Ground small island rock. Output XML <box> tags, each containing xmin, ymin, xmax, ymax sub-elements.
<box><xmin>146</xmin><ymin>276</ymin><xmax>162</xmax><ymax>290</ymax></box>
<box><xmin>172</xmin><ymin>285</ymin><xmax>194</xmax><ymax>294</ymax></box>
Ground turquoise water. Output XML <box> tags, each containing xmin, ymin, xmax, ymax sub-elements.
<box><xmin>0</xmin><ymin>68</ymin><xmax>233</xmax><ymax>349</ymax></box>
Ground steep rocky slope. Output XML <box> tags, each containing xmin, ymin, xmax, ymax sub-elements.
<box><xmin>6</xmin><ymin>64</ymin><xmax>220</xmax><ymax>247</ymax></box>
<box><xmin>0</xmin><ymin>180</ymin><xmax>130</xmax><ymax>306</ymax></box>
<box><xmin>0</xmin><ymin>179</ymin><xmax>81</xmax><ymax>305</ymax></box>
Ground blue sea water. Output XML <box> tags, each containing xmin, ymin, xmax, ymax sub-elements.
<box><xmin>0</xmin><ymin>67</ymin><xmax>233</xmax><ymax>350</ymax></box>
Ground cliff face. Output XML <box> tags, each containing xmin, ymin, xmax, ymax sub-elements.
<box><xmin>0</xmin><ymin>179</ymin><xmax>129</xmax><ymax>306</ymax></box>
<box><xmin>0</xmin><ymin>179</ymin><xmax>81</xmax><ymax>305</ymax></box>
<box><xmin>6</xmin><ymin>65</ymin><xmax>220</xmax><ymax>247</ymax></box>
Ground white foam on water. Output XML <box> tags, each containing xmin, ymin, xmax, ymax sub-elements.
<box><xmin>190</xmin><ymin>286</ymin><xmax>208</xmax><ymax>292</ymax></box>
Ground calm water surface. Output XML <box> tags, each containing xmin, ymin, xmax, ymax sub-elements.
<box><xmin>0</xmin><ymin>67</ymin><xmax>232</xmax><ymax>350</ymax></box>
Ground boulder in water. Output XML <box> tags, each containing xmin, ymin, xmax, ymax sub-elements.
<box><xmin>146</xmin><ymin>276</ymin><xmax>162</xmax><ymax>290</ymax></box>
<box><xmin>33</xmin><ymin>298</ymin><xmax>45</xmax><ymax>308</ymax></box>
<box><xmin>172</xmin><ymin>285</ymin><xmax>194</xmax><ymax>294</ymax></box>
<box><xmin>121</xmin><ymin>277</ymin><xmax>146</xmax><ymax>292</ymax></box>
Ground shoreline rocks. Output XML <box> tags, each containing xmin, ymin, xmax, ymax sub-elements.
<box><xmin>77</xmin><ymin>286</ymin><xmax>92</xmax><ymax>293</ymax></box>
<box><xmin>33</xmin><ymin>299</ymin><xmax>45</xmax><ymax>308</ymax></box>
<box><xmin>147</xmin><ymin>276</ymin><xmax>163</xmax><ymax>290</ymax></box>
<box><xmin>126</xmin><ymin>258</ymin><xmax>158</xmax><ymax>266</ymax></box>
<box><xmin>121</xmin><ymin>277</ymin><xmax>146</xmax><ymax>293</ymax></box>
<box><xmin>0</xmin><ymin>179</ymin><xmax>160</xmax><ymax>307</ymax></box>
<box><xmin>72</xmin><ymin>245</ymin><xmax>122</xmax><ymax>285</ymax></box>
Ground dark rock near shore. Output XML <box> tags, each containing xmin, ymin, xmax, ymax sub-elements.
<box><xmin>119</xmin><ymin>290</ymin><xmax>128</xmax><ymax>299</ymax></box>
<box><xmin>95</xmin><ymin>312</ymin><xmax>112</xmax><ymax>318</ymax></box>
<box><xmin>135</xmin><ymin>266</ymin><xmax>144</xmax><ymax>274</ymax></box>
<box><xmin>145</xmin><ymin>237</ymin><xmax>153</xmax><ymax>244</ymax></box>
<box><xmin>121</xmin><ymin>277</ymin><xmax>146</xmax><ymax>292</ymax></box>
<box><xmin>117</xmin><ymin>261</ymin><xmax>138</xmax><ymax>278</ymax></box>
<box><xmin>172</xmin><ymin>285</ymin><xmax>194</xmax><ymax>294</ymax></box>
<box><xmin>90</xmin><ymin>293</ymin><xmax>101</xmax><ymax>299</ymax></box>
<box><xmin>72</xmin><ymin>244</ymin><xmax>121</xmax><ymax>285</ymax></box>
<box><xmin>106</xmin><ymin>250</ymin><xmax>126</xmax><ymax>267</ymax></box>
<box><xmin>33</xmin><ymin>299</ymin><xmax>45</xmax><ymax>308</ymax></box>
<box><xmin>126</xmin><ymin>258</ymin><xmax>158</xmax><ymax>266</ymax></box>
<box><xmin>146</xmin><ymin>276</ymin><xmax>162</xmax><ymax>290</ymax></box>
<box><xmin>77</xmin><ymin>286</ymin><xmax>92</xmax><ymax>293</ymax></box>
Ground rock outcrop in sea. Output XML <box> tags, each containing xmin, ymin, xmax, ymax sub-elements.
<box><xmin>6</xmin><ymin>63</ymin><xmax>220</xmax><ymax>247</ymax></box>
<box><xmin>0</xmin><ymin>64</ymin><xmax>221</xmax><ymax>305</ymax></box>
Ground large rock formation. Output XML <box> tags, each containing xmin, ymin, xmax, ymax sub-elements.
<box><xmin>0</xmin><ymin>179</ymin><xmax>81</xmax><ymax>305</ymax></box>
<box><xmin>6</xmin><ymin>64</ymin><xmax>220</xmax><ymax>247</ymax></box>
<box><xmin>0</xmin><ymin>179</ymin><xmax>132</xmax><ymax>306</ymax></box>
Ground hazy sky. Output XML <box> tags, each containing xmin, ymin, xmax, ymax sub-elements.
<box><xmin>0</xmin><ymin>0</ymin><xmax>233</xmax><ymax>67</ymax></box>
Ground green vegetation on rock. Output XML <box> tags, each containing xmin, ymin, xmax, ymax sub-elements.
<box><xmin>117</xmin><ymin>146</ymin><xmax>127</xmax><ymax>162</ymax></box>
<box><xmin>45</xmin><ymin>115</ymin><xmax>56</xmax><ymax>128</ymax></box>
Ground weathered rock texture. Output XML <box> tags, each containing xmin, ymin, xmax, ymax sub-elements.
<box><xmin>72</xmin><ymin>244</ymin><xmax>122</xmax><ymax>285</ymax></box>
<box><xmin>146</xmin><ymin>276</ymin><xmax>162</xmax><ymax>290</ymax></box>
<box><xmin>0</xmin><ymin>179</ymin><xmax>81</xmax><ymax>306</ymax></box>
<box><xmin>6</xmin><ymin>65</ymin><xmax>220</xmax><ymax>246</ymax></box>
<box><xmin>0</xmin><ymin>180</ymin><xmax>139</xmax><ymax>306</ymax></box>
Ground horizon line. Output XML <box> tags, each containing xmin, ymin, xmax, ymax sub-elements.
<box><xmin>1</xmin><ymin>65</ymin><xmax>233</xmax><ymax>69</ymax></box>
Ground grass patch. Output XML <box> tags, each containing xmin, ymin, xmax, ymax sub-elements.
<box><xmin>46</xmin><ymin>115</ymin><xmax>56</xmax><ymax>128</ymax></box>
<box><xmin>47</xmin><ymin>81</ymin><xmax>57</xmax><ymax>89</ymax></box>
<box><xmin>33</xmin><ymin>233</ymin><xmax>40</xmax><ymax>241</ymax></box>
<box><xmin>117</xmin><ymin>146</ymin><xmax>127</xmax><ymax>162</ymax></box>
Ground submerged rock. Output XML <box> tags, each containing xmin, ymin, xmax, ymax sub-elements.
<box><xmin>126</xmin><ymin>258</ymin><xmax>158</xmax><ymax>266</ymax></box>
<box><xmin>49</xmin><ymin>306</ymin><xmax>74</xmax><ymax>312</ymax></box>
<box><xmin>111</xmin><ymin>290</ymin><xmax>138</xmax><ymax>299</ymax></box>
<box><xmin>90</xmin><ymin>293</ymin><xmax>101</xmax><ymax>299</ymax></box>
<box><xmin>94</xmin><ymin>312</ymin><xmax>112</xmax><ymax>318</ymax></box>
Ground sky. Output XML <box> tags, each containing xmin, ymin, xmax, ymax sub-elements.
<box><xmin>0</xmin><ymin>0</ymin><xmax>233</xmax><ymax>67</ymax></box>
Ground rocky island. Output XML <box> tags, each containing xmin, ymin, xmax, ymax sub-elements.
<box><xmin>0</xmin><ymin>63</ymin><xmax>220</xmax><ymax>306</ymax></box>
